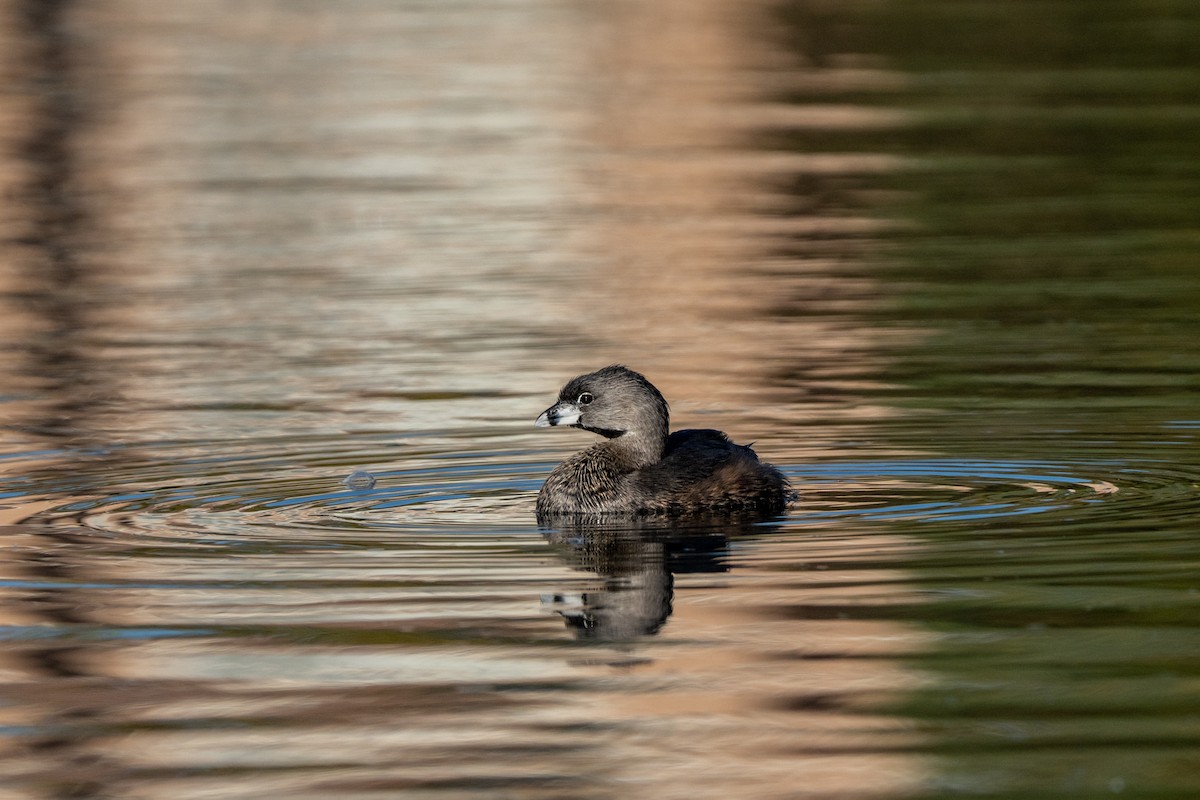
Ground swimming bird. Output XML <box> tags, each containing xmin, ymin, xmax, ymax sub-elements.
<box><xmin>534</xmin><ymin>365</ymin><xmax>790</xmax><ymax>517</ymax></box>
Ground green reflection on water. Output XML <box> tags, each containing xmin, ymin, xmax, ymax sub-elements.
<box><xmin>775</xmin><ymin>1</ymin><xmax>1200</xmax><ymax>796</ymax></box>
<box><xmin>773</xmin><ymin>0</ymin><xmax>1200</xmax><ymax>413</ymax></box>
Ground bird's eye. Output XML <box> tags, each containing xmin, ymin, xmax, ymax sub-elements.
<box><xmin>577</xmin><ymin>392</ymin><xmax>594</xmax><ymax>406</ymax></box>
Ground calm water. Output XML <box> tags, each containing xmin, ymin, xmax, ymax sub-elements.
<box><xmin>2</xmin><ymin>1</ymin><xmax>1199</xmax><ymax>798</ymax></box>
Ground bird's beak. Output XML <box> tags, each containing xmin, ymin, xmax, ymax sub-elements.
<box><xmin>535</xmin><ymin>401</ymin><xmax>581</xmax><ymax>428</ymax></box>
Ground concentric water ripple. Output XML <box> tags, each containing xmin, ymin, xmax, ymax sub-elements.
<box><xmin>7</xmin><ymin>436</ymin><xmax>1198</xmax><ymax>541</ymax></box>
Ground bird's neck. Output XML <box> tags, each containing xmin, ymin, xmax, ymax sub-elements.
<box><xmin>603</xmin><ymin>428</ymin><xmax>665</xmax><ymax>471</ymax></box>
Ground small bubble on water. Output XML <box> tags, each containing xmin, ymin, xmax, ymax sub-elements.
<box><xmin>1109</xmin><ymin>777</ymin><xmax>1125</xmax><ymax>793</ymax></box>
<box><xmin>343</xmin><ymin>470</ymin><xmax>377</xmax><ymax>491</ymax></box>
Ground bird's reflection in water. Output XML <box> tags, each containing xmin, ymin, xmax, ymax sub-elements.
<box><xmin>539</xmin><ymin>514</ymin><xmax>781</xmax><ymax>642</ymax></box>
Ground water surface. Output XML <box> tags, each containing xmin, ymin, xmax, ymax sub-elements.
<box><xmin>2</xmin><ymin>1</ymin><xmax>1199</xmax><ymax>798</ymax></box>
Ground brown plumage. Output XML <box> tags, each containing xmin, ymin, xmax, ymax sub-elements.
<box><xmin>534</xmin><ymin>365</ymin><xmax>790</xmax><ymax>517</ymax></box>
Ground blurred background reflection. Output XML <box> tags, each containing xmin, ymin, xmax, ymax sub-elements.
<box><xmin>1</xmin><ymin>1</ymin><xmax>1198</xmax><ymax>798</ymax></box>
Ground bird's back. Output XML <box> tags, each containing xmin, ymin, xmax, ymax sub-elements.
<box><xmin>623</xmin><ymin>429</ymin><xmax>789</xmax><ymax>515</ymax></box>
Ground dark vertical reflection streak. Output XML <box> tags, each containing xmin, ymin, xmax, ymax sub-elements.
<box><xmin>16</xmin><ymin>0</ymin><xmax>107</xmax><ymax>447</ymax></box>
<box><xmin>10</xmin><ymin>2</ymin><xmax>118</xmax><ymax>797</ymax></box>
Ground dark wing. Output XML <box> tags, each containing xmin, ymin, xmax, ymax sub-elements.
<box><xmin>662</xmin><ymin>428</ymin><xmax>741</xmax><ymax>458</ymax></box>
<box><xmin>628</xmin><ymin>429</ymin><xmax>787</xmax><ymax>514</ymax></box>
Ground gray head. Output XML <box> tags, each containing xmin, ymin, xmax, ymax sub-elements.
<box><xmin>535</xmin><ymin>365</ymin><xmax>669</xmax><ymax>444</ymax></box>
